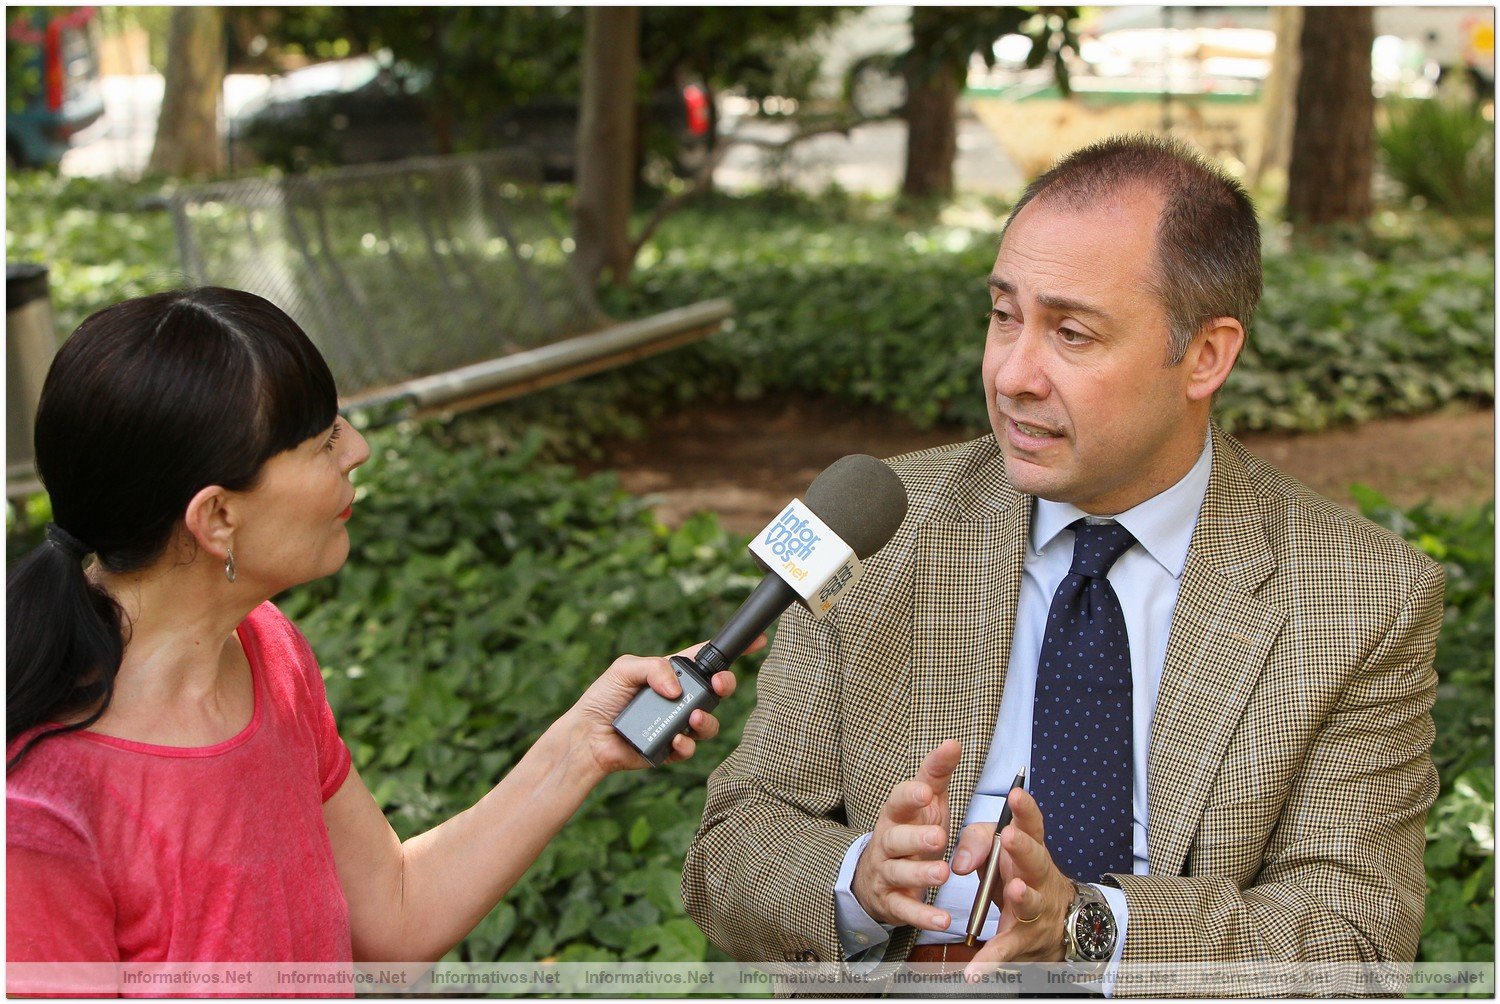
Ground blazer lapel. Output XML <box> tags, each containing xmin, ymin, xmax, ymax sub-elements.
<box><xmin>909</xmin><ymin>489</ymin><xmax>1029</xmax><ymax>855</ymax></box>
<box><xmin>1146</xmin><ymin>428</ymin><xmax>1288</xmax><ymax>877</ymax></box>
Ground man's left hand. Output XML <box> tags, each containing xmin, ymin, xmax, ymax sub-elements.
<box><xmin>948</xmin><ymin>786</ymin><xmax>1075</xmax><ymax>979</ymax></box>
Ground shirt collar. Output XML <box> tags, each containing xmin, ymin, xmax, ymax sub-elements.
<box><xmin>1030</xmin><ymin>432</ymin><xmax>1214</xmax><ymax>580</ymax></box>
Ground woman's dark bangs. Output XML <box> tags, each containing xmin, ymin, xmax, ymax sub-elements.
<box><xmin>228</xmin><ymin>292</ymin><xmax>339</xmax><ymax>459</ymax></box>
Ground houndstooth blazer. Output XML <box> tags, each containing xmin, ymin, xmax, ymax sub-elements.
<box><xmin>683</xmin><ymin>425</ymin><xmax>1443</xmax><ymax>993</ymax></box>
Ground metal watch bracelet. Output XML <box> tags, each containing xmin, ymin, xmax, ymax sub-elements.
<box><xmin>1062</xmin><ymin>881</ymin><xmax>1116</xmax><ymax>979</ymax></box>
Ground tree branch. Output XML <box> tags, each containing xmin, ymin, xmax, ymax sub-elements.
<box><xmin>724</xmin><ymin>111</ymin><xmax>901</xmax><ymax>150</ymax></box>
<box><xmin>628</xmin><ymin>139</ymin><xmax>734</xmax><ymax>258</ymax></box>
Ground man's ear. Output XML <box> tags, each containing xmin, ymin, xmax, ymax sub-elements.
<box><xmin>183</xmin><ymin>485</ymin><xmax>236</xmax><ymax>561</ymax></box>
<box><xmin>1182</xmin><ymin>317</ymin><xmax>1245</xmax><ymax>402</ymax></box>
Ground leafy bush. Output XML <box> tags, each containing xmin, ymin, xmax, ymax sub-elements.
<box><xmin>4</xmin><ymin>173</ymin><xmax>183</xmax><ymax>338</ymax></box>
<box><xmin>1357</xmin><ymin>489</ymin><xmax>1495</xmax><ymax>966</ymax></box>
<box><xmin>1239</xmin><ymin>238</ymin><xmax>1495</xmax><ymax>431</ymax></box>
<box><xmin>609</xmin><ymin>192</ymin><xmax>1494</xmax><ymax>436</ymax></box>
<box><xmin>10</xmin><ymin>178</ymin><xmax>1491</xmax><ymax>459</ymax></box>
<box><xmin>1379</xmin><ymin>96</ymin><xmax>1496</xmax><ymax>217</ymax></box>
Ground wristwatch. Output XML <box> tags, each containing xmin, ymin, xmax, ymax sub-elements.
<box><xmin>1062</xmin><ymin>882</ymin><xmax>1117</xmax><ymax>976</ymax></box>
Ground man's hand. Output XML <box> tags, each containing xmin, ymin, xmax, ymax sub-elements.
<box><xmin>949</xmin><ymin>786</ymin><xmax>1075</xmax><ymax>980</ymax></box>
<box><xmin>851</xmin><ymin>739</ymin><xmax>963</xmax><ymax>931</ymax></box>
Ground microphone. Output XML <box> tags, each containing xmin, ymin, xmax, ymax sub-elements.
<box><xmin>613</xmin><ymin>454</ymin><xmax>909</xmax><ymax>766</ymax></box>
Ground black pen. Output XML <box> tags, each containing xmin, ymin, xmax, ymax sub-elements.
<box><xmin>963</xmin><ymin>767</ymin><xmax>1026</xmax><ymax>948</ymax></box>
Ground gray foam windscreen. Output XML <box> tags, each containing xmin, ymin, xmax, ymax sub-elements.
<box><xmin>803</xmin><ymin>454</ymin><xmax>909</xmax><ymax>559</ymax></box>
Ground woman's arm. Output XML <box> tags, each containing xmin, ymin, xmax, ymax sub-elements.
<box><xmin>322</xmin><ymin>649</ymin><xmax>737</xmax><ymax>963</ymax></box>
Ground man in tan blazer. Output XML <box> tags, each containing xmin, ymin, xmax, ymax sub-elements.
<box><xmin>682</xmin><ymin>135</ymin><xmax>1442</xmax><ymax>996</ymax></box>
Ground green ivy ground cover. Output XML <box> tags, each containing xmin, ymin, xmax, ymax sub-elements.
<box><xmin>257</xmin><ymin>464</ymin><xmax>1500</xmax><ymax>973</ymax></box>
<box><xmin>271</xmin><ymin>421</ymin><xmax>768</xmax><ymax>965</ymax></box>
<box><xmin>7</xmin><ymin>417</ymin><xmax>1491</xmax><ymax>971</ymax></box>
<box><xmin>1357</xmin><ymin>489</ymin><xmax>1496</xmax><ymax>973</ymax></box>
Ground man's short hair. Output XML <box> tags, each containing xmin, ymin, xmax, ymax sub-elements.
<box><xmin>1001</xmin><ymin>134</ymin><xmax>1262</xmax><ymax>364</ymax></box>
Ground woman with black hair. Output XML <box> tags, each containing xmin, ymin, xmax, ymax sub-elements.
<box><xmin>6</xmin><ymin>287</ymin><xmax>739</xmax><ymax>969</ymax></box>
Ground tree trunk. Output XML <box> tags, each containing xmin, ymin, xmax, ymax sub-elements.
<box><xmin>147</xmin><ymin>7</ymin><xmax>225</xmax><ymax>177</ymax></box>
<box><xmin>1286</xmin><ymin>9</ymin><xmax>1374</xmax><ymax>227</ymax></box>
<box><xmin>1252</xmin><ymin>6</ymin><xmax>1303</xmax><ymax>190</ymax></box>
<box><xmin>573</xmin><ymin>7</ymin><xmax>640</xmax><ymax>289</ymax></box>
<box><xmin>901</xmin><ymin>6</ymin><xmax>971</xmax><ymax>201</ymax></box>
<box><xmin>426</xmin><ymin>14</ymin><xmax>456</xmax><ymax>156</ymax></box>
<box><xmin>901</xmin><ymin>57</ymin><xmax>960</xmax><ymax>200</ymax></box>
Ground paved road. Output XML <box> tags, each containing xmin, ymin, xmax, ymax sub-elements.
<box><xmin>61</xmin><ymin>73</ymin><xmax>1024</xmax><ymax>197</ymax></box>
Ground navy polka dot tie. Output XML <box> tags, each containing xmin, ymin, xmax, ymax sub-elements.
<box><xmin>1029</xmin><ymin>518</ymin><xmax>1136</xmax><ymax>885</ymax></box>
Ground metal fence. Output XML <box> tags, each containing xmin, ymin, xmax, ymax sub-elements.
<box><xmin>164</xmin><ymin>151</ymin><xmax>608</xmax><ymax>398</ymax></box>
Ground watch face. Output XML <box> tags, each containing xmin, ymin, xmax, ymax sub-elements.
<box><xmin>1070</xmin><ymin>901</ymin><xmax>1116</xmax><ymax>962</ymax></box>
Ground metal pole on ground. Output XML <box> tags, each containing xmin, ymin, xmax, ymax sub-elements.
<box><xmin>7</xmin><ymin>263</ymin><xmax>58</xmax><ymax>498</ymax></box>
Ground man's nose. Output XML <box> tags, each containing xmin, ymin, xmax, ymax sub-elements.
<box><xmin>993</xmin><ymin>326</ymin><xmax>1050</xmax><ymax>401</ymax></box>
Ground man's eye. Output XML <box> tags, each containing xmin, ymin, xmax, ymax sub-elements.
<box><xmin>989</xmin><ymin>308</ymin><xmax>1014</xmax><ymax>324</ymax></box>
<box><xmin>1059</xmin><ymin>327</ymin><xmax>1088</xmax><ymax>344</ymax></box>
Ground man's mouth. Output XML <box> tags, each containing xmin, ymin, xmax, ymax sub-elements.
<box><xmin>1010</xmin><ymin>418</ymin><xmax>1063</xmax><ymax>439</ymax></box>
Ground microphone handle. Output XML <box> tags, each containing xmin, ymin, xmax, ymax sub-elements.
<box><xmin>696</xmin><ymin>572</ymin><xmax>800</xmax><ymax>676</ymax></box>
<box><xmin>612</xmin><ymin>571</ymin><xmax>800</xmax><ymax>767</ymax></box>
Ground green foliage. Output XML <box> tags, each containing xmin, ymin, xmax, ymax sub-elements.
<box><xmin>1379</xmin><ymin>96</ymin><xmax>1496</xmax><ymax>217</ymax></box>
<box><xmin>7</xmin><ymin>176</ymin><xmax>1494</xmax><ymax>467</ymax></box>
<box><xmin>1239</xmin><ymin>234</ymin><xmax>1495</xmax><ymax>431</ymax></box>
<box><xmin>4</xmin><ymin>172</ymin><xmax>182</xmax><ymax>337</ymax></box>
<box><xmin>639</xmin><ymin>8</ymin><xmax>847</xmax><ymax>101</ymax></box>
<box><xmin>98</xmin><ymin>6</ymin><xmax>171</xmax><ymax>72</ymax></box>
<box><xmin>265</xmin><ymin>8</ymin><xmax>582</xmax><ymax>135</ymax></box>
<box><xmin>906</xmin><ymin>6</ymin><xmax>1079</xmax><ymax>91</ymax></box>
<box><xmin>271</xmin><ymin>418</ymin><xmax>764</xmax><ymax>962</ymax></box>
<box><xmin>1356</xmin><ymin>489</ymin><xmax>1494</xmax><ymax>965</ymax></box>
<box><xmin>5</xmin><ymin>491</ymin><xmax>51</xmax><ymax>564</ymax></box>
<box><xmin>242</xmin><ymin>8</ymin><xmax>848</xmax><ymax>165</ymax></box>
<box><xmin>607</xmin><ymin>191</ymin><xmax>1495</xmax><ymax>435</ymax></box>
<box><xmin>5</xmin><ymin>7</ymin><xmax>45</xmax><ymax>115</ymax></box>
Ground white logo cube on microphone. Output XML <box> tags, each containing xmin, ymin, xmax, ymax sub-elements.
<box><xmin>749</xmin><ymin>499</ymin><xmax>863</xmax><ymax>620</ymax></box>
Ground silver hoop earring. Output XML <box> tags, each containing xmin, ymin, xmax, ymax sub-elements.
<box><xmin>225</xmin><ymin>548</ymin><xmax>236</xmax><ymax>583</ymax></box>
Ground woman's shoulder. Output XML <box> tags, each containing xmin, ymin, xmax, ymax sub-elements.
<box><xmin>239</xmin><ymin>601</ymin><xmax>330</xmax><ymax>699</ymax></box>
<box><xmin>7</xmin><ymin>728</ymin><xmax>103</xmax><ymax>855</ymax></box>
<box><xmin>241</xmin><ymin>601</ymin><xmax>318</xmax><ymax>669</ymax></box>
<box><xmin>242</xmin><ymin>599</ymin><xmax>306</xmax><ymax>645</ymax></box>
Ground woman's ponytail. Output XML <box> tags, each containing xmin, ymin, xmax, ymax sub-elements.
<box><xmin>6</xmin><ymin>525</ymin><xmax>125</xmax><ymax>770</ymax></box>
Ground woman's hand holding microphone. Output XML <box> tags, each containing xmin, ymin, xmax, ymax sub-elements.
<box><xmin>566</xmin><ymin>636</ymin><xmax>764</xmax><ymax>777</ymax></box>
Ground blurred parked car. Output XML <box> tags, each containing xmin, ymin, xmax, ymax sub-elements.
<box><xmin>6</xmin><ymin>6</ymin><xmax>105</xmax><ymax>168</ymax></box>
<box><xmin>227</xmin><ymin>54</ymin><xmax>714</xmax><ymax>179</ymax></box>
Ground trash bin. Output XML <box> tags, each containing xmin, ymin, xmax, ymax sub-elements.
<box><xmin>7</xmin><ymin>263</ymin><xmax>59</xmax><ymax>488</ymax></box>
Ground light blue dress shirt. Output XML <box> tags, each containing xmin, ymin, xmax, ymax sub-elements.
<box><xmin>833</xmin><ymin>435</ymin><xmax>1214</xmax><ymax>988</ymax></box>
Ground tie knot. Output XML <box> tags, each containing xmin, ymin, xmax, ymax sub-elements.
<box><xmin>1068</xmin><ymin>519</ymin><xmax>1136</xmax><ymax>578</ymax></box>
